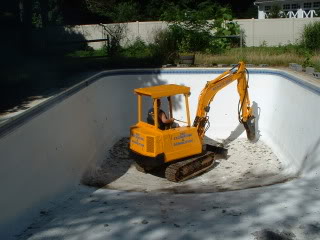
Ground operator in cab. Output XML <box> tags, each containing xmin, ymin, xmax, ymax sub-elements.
<box><xmin>147</xmin><ymin>99</ymin><xmax>179</xmax><ymax>130</ymax></box>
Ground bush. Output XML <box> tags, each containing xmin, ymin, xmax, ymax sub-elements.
<box><xmin>149</xmin><ymin>29</ymin><xmax>179</xmax><ymax>64</ymax></box>
<box><xmin>161</xmin><ymin>2</ymin><xmax>240</xmax><ymax>54</ymax></box>
<box><xmin>67</xmin><ymin>47</ymin><xmax>107</xmax><ymax>57</ymax></box>
<box><xmin>301</xmin><ymin>22</ymin><xmax>320</xmax><ymax>51</ymax></box>
<box><xmin>122</xmin><ymin>38</ymin><xmax>151</xmax><ymax>58</ymax></box>
<box><xmin>268</xmin><ymin>5</ymin><xmax>286</xmax><ymax>18</ymax></box>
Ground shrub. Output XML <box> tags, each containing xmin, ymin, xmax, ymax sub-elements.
<box><xmin>301</xmin><ymin>22</ymin><xmax>320</xmax><ymax>51</ymax></box>
<box><xmin>161</xmin><ymin>2</ymin><xmax>240</xmax><ymax>54</ymax></box>
<box><xmin>122</xmin><ymin>38</ymin><xmax>151</xmax><ymax>58</ymax></box>
<box><xmin>268</xmin><ymin>5</ymin><xmax>286</xmax><ymax>18</ymax></box>
<box><xmin>150</xmin><ymin>29</ymin><xmax>179</xmax><ymax>64</ymax></box>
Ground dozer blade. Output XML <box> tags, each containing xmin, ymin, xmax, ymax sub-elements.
<box><xmin>165</xmin><ymin>152</ymin><xmax>215</xmax><ymax>182</ymax></box>
<box><xmin>205</xmin><ymin>144</ymin><xmax>228</xmax><ymax>157</ymax></box>
<box><xmin>243</xmin><ymin>116</ymin><xmax>256</xmax><ymax>141</ymax></box>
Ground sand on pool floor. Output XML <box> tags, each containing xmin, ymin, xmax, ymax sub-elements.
<box><xmin>81</xmin><ymin>137</ymin><xmax>296</xmax><ymax>193</ymax></box>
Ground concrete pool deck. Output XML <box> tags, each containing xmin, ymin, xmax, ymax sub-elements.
<box><xmin>1</xmin><ymin>67</ymin><xmax>319</xmax><ymax>240</ymax></box>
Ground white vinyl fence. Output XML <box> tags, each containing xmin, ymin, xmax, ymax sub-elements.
<box><xmin>237</xmin><ymin>18</ymin><xmax>320</xmax><ymax>46</ymax></box>
<box><xmin>47</xmin><ymin>17</ymin><xmax>320</xmax><ymax>49</ymax></box>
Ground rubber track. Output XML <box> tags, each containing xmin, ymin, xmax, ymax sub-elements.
<box><xmin>165</xmin><ymin>152</ymin><xmax>215</xmax><ymax>182</ymax></box>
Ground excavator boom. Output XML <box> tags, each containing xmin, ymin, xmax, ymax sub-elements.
<box><xmin>193</xmin><ymin>62</ymin><xmax>256</xmax><ymax>141</ymax></box>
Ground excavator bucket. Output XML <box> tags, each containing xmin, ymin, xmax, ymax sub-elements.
<box><xmin>243</xmin><ymin>116</ymin><xmax>256</xmax><ymax>141</ymax></box>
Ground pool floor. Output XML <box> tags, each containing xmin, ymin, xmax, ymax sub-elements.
<box><xmin>81</xmin><ymin>137</ymin><xmax>295</xmax><ymax>194</ymax></box>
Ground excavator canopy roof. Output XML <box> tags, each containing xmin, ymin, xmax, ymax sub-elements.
<box><xmin>134</xmin><ymin>84</ymin><xmax>190</xmax><ymax>98</ymax></box>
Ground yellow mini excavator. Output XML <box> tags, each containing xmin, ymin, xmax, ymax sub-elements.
<box><xmin>129</xmin><ymin>62</ymin><xmax>255</xmax><ymax>182</ymax></box>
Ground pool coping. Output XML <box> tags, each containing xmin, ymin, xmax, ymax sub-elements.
<box><xmin>0</xmin><ymin>68</ymin><xmax>319</xmax><ymax>138</ymax></box>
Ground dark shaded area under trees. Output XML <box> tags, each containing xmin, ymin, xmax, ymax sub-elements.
<box><xmin>0</xmin><ymin>0</ymin><xmax>254</xmax><ymax>114</ymax></box>
<box><xmin>61</xmin><ymin>0</ymin><xmax>256</xmax><ymax>24</ymax></box>
<box><xmin>0</xmin><ymin>1</ymin><xmax>89</xmax><ymax>113</ymax></box>
<box><xmin>0</xmin><ymin>0</ymin><xmax>318</xmax><ymax>116</ymax></box>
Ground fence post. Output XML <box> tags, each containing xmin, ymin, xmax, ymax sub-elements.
<box><xmin>252</xmin><ymin>18</ymin><xmax>255</xmax><ymax>47</ymax></box>
<box><xmin>240</xmin><ymin>29</ymin><xmax>243</xmax><ymax>48</ymax></box>
<box><xmin>292</xmin><ymin>18</ymin><xmax>295</xmax><ymax>43</ymax></box>
<box><xmin>137</xmin><ymin>21</ymin><xmax>140</xmax><ymax>39</ymax></box>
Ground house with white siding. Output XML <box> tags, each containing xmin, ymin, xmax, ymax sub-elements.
<box><xmin>254</xmin><ymin>0</ymin><xmax>320</xmax><ymax>18</ymax></box>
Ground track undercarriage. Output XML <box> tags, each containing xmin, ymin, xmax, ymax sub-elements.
<box><xmin>164</xmin><ymin>151</ymin><xmax>215</xmax><ymax>182</ymax></box>
<box><xmin>134</xmin><ymin>144</ymin><xmax>227</xmax><ymax>182</ymax></box>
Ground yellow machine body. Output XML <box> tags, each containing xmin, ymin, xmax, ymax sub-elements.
<box><xmin>129</xmin><ymin>84</ymin><xmax>202</xmax><ymax>165</ymax></box>
<box><xmin>130</xmin><ymin>123</ymin><xmax>202</xmax><ymax>162</ymax></box>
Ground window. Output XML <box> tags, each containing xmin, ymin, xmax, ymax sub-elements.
<box><xmin>283</xmin><ymin>4</ymin><xmax>291</xmax><ymax>10</ymax></box>
<box><xmin>304</xmin><ymin>2</ymin><xmax>312</xmax><ymax>8</ymax></box>
<box><xmin>314</xmin><ymin>2</ymin><xmax>320</xmax><ymax>8</ymax></box>
<box><xmin>291</xmin><ymin>3</ymin><xmax>300</xmax><ymax>9</ymax></box>
<box><xmin>265</xmin><ymin>6</ymin><xmax>271</xmax><ymax>11</ymax></box>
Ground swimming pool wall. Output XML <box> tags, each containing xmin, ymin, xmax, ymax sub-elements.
<box><xmin>0</xmin><ymin>68</ymin><xmax>319</xmax><ymax>238</ymax></box>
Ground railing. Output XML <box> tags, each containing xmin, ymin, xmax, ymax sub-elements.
<box><xmin>286</xmin><ymin>11</ymin><xmax>299</xmax><ymax>18</ymax></box>
<box><xmin>303</xmin><ymin>10</ymin><xmax>318</xmax><ymax>18</ymax></box>
<box><xmin>265</xmin><ymin>10</ymin><xmax>318</xmax><ymax>18</ymax></box>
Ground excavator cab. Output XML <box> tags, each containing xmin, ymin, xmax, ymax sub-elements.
<box><xmin>146</xmin><ymin>98</ymin><xmax>177</xmax><ymax>130</ymax></box>
<box><xmin>129</xmin><ymin>84</ymin><xmax>203</xmax><ymax>173</ymax></box>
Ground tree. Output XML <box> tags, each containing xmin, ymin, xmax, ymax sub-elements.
<box><xmin>268</xmin><ymin>5</ymin><xmax>285</xmax><ymax>18</ymax></box>
<box><xmin>161</xmin><ymin>1</ymin><xmax>240</xmax><ymax>53</ymax></box>
<box><xmin>85</xmin><ymin>0</ymin><xmax>140</xmax><ymax>22</ymax></box>
<box><xmin>301</xmin><ymin>21</ymin><xmax>320</xmax><ymax>51</ymax></box>
<box><xmin>32</xmin><ymin>0</ymin><xmax>63</xmax><ymax>28</ymax></box>
<box><xmin>100</xmin><ymin>22</ymin><xmax>128</xmax><ymax>56</ymax></box>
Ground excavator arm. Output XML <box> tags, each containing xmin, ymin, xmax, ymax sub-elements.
<box><xmin>193</xmin><ymin>62</ymin><xmax>256</xmax><ymax>141</ymax></box>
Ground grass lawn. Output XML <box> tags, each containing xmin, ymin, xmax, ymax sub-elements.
<box><xmin>195</xmin><ymin>47</ymin><xmax>320</xmax><ymax>71</ymax></box>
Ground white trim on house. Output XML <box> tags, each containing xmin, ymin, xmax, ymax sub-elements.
<box><xmin>255</xmin><ymin>1</ymin><xmax>320</xmax><ymax>19</ymax></box>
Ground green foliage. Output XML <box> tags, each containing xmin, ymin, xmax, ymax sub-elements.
<box><xmin>268</xmin><ymin>5</ymin><xmax>285</xmax><ymax>18</ymax></box>
<box><xmin>122</xmin><ymin>38</ymin><xmax>152</xmax><ymax>58</ymax></box>
<box><xmin>144</xmin><ymin>0</ymin><xmax>168</xmax><ymax>20</ymax></box>
<box><xmin>161</xmin><ymin>1</ymin><xmax>240</xmax><ymax>54</ymax></box>
<box><xmin>242</xmin><ymin>44</ymin><xmax>312</xmax><ymax>58</ymax></box>
<box><xmin>150</xmin><ymin>29</ymin><xmax>180</xmax><ymax>63</ymax></box>
<box><xmin>111</xmin><ymin>1</ymin><xmax>140</xmax><ymax>22</ymax></box>
<box><xmin>196</xmin><ymin>45</ymin><xmax>320</xmax><ymax>70</ymax></box>
<box><xmin>67</xmin><ymin>31</ymin><xmax>179</xmax><ymax>65</ymax></box>
<box><xmin>100</xmin><ymin>23</ymin><xmax>128</xmax><ymax>56</ymax></box>
<box><xmin>301</xmin><ymin>21</ymin><xmax>320</xmax><ymax>51</ymax></box>
<box><xmin>167</xmin><ymin>24</ymin><xmax>212</xmax><ymax>53</ymax></box>
<box><xmin>259</xmin><ymin>41</ymin><xmax>268</xmax><ymax>47</ymax></box>
<box><xmin>106</xmin><ymin>35</ymin><xmax>121</xmax><ymax>56</ymax></box>
<box><xmin>303</xmin><ymin>52</ymin><xmax>312</xmax><ymax>68</ymax></box>
<box><xmin>85</xmin><ymin>0</ymin><xmax>140</xmax><ymax>22</ymax></box>
<box><xmin>67</xmin><ymin>47</ymin><xmax>107</xmax><ymax>57</ymax></box>
<box><xmin>32</xmin><ymin>0</ymin><xmax>63</xmax><ymax>28</ymax></box>
<box><xmin>48</xmin><ymin>0</ymin><xmax>63</xmax><ymax>24</ymax></box>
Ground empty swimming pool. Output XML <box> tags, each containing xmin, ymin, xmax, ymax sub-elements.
<box><xmin>0</xmin><ymin>67</ymin><xmax>319</xmax><ymax>240</ymax></box>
